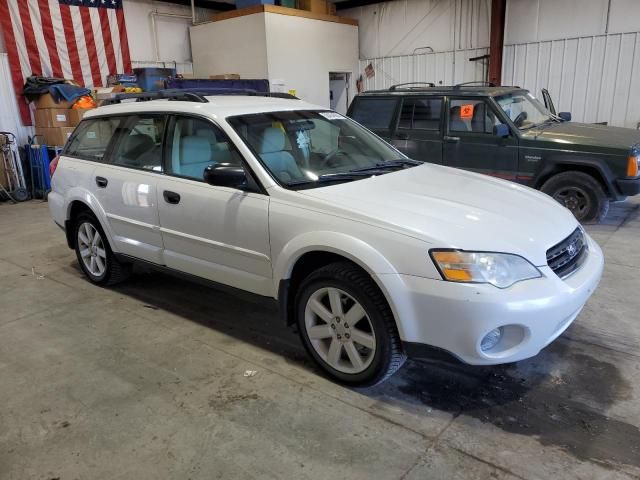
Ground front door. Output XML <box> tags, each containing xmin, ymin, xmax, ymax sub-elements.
<box><xmin>155</xmin><ymin>115</ymin><xmax>272</xmax><ymax>296</ymax></box>
<box><xmin>90</xmin><ymin>114</ymin><xmax>166</xmax><ymax>264</ymax></box>
<box><xmin>444</xmin><ymin>97</ymin><xmax>518</xmax><ymax>178</ymax></box>
<box><xmin>390</xmin><ymin>96</ymin><xmax>443</xmax><ymax>164</ymax></box>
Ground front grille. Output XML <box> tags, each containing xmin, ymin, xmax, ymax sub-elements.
<box><xmin>546</xmin><ymin>227</ymin><xmax>588</xmax><ymax>278</ymax></box>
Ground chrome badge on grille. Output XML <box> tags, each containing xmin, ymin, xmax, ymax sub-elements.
<box><xmin>567</xmin><ymin>243</ymin><xmax>577</xmax><ymax>257</ymax></box>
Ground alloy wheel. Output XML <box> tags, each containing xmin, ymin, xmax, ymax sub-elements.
<box><xmin>304</xmin><ymin>287</ymin><xmax>376</xmax><ymax>374</ymax></box>
<box><xmin>77</xmin><ymin>222</ymin><xmax>107</xmax><ymax>277</ymax></box>
<box><xmin>553</xmin><ymin>186</ymin><xmax>591</xmax><ymax>219</ymax></box>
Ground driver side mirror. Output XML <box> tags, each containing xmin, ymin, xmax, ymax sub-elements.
<box><xmin>558</xmin><ymin>112</ymin><xmax>572</xmax><ymax>122</ymax></box>
<box><xmin>203</xmin><ymin>163</ymin><xmax>247</xmax><ymax>189</ymax></box>
<box><xmin>493</xmin><ymin>124</ymin><xmax>510</xmax><ymax>138</ymax></box>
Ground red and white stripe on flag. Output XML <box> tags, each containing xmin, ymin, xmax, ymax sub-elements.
<box><xmin>0</xmin><ymin>0</ymin><xmax>132</xmax><ymax>125</ymax></box>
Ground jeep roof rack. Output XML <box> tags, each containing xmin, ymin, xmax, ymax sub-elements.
<box><xmin>389</xmin><ymin>82</ymin><xmax>436</xmax><ymax>91</ymax></box>
<box><xmin>104</xmin><ymin>88</ymin><xmax>299</xmax><ymax>105</ymax></box>
<box><xmin>453</xmin><ymin>81</ymin><xmax>497</xmax><ymax>88</ymax></box>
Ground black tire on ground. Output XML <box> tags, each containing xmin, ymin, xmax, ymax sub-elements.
<box><xmin>295</xmin><ymin>262</ymin><xmax>406</xmax><ymax>387</ymax></box>
<box><xmin>73</xmin><ymin>211</ymin><xmax>131</xmax><ymax>286</ymax></box>
<box><xmin>541</xmin><ymin>171</ymin><xmax>610</xmax><ymax>223</ymax></box>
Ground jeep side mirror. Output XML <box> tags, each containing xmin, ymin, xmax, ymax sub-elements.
<box><xmin>203</xmin><ymin>163</ymin><xmax>247</xmax><ymax>189</ymax></box>
<box><xmin>493</xmin><ymin>124</ymin><xmax>510</xmax><ymax>138</ymax></box>
<box><xmin>558</xmin><ymin>112</ymin><xmax>572</xmax><ymax>122</ymax></box>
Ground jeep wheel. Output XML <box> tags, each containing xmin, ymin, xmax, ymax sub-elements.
<box><xmin>541</xmin><ymin>171</ymin><xmax>609</xmax><ymax>223</ymax></box>
<box><xmin>295</xmin><ymin>262</ymin><xmax>406</xmax><ymax>387</ymax></box>
<box><xmin>74</xmin><ymin>211</ymin><xmax>131</xmax><ymax>286</ymax></box>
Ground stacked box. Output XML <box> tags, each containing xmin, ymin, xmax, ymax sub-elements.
<box><xmin>33</xmin><ymin>93</ymin><xmax>94</xmax><ymax>146</ymax></box>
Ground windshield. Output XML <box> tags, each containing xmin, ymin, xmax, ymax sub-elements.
<box><xmin>227</xmin><ymin>110</ymin><xmax>413</xmax><ymax>189</ymax></box>
<box><xmin>495</xmin><ymin>92</ymin><xmax>554</xmax><ymax>129</ymax></box>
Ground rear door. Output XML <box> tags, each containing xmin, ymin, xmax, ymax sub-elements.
<box><xmin>390</xmin><ymin>96</ymin><xmax>443</xmax><ymax>163</ymax></box>
<box><xmin>347</xmin><ymin>96</ymin><xmax>399</xmax><ymax>141</ymax></box>
<box><xmin>443</xmin><ymin>97</ymin><xmax>519</xmax><ymax>178</ymax></box>
<box><xmin>91</xmin><ymin>114</ymin><xmax>166</xmax><ymax>264</ymax></box>
<box><xmin>155</xmin><ymin>115</ymin><xmax>272</xmax><ymax>296</ymax></box>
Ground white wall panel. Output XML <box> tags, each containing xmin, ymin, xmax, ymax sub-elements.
<box><xmin>0</xmin><ymin>54</ymin><xmax>34</xmax><ymax>144</ymax></box>
<box><xmin>503</xmin><ymin>32</ymin><xmax>640</xmax><ymax>128</ymax></box>
<box><xmin>359</xmin><ymin>47</ymin><xmax>489</xmax><ymax>91</ymax></box>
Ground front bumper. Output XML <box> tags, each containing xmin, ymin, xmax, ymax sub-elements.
<box><xmin>377</xmin><ymin>234</ymin><xmax>604</xmax><ymax>365</ymax></box>
<box><xmin>616</xmin><ymin>177</ymin><xmax>640</xmax><ymax>196</ymax></box>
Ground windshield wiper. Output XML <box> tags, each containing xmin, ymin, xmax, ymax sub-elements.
<box><xmin>349</xmin><ymin>159</ymin><xmax>423</xmax><ymax>173</ymax></box>
<box><xmin>286</xmin><ymin>171</ymin><xmax>378</xmax><ymax>188</ymax></box>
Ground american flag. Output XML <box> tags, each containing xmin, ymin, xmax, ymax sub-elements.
<box><xmin>0</xmin><ymin>0</ymin><xmax>132</xmax><ymax>125</ymax></box>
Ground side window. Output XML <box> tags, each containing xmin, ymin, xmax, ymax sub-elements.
<box><xmin>65</xmin><ymin>117</ymin><xmax>120</xmax><ymax>160</ymax></box>
<box><xmin>349</xmin><ymin>97</ymin><xmax>398</xmax><ymax>130</ymax></box>
<box><xmin>166</xmin><ymin>116</ymin><xmax>243</xmax><ymax>181</ymax></box>
<box><xmin>111</xmin><ymin>115</ymin><xmax>165</xmax><ymax>171</ymax></box>
<box><xmin>398</xmin><ymin>98</ymin><xmax>442</xmax><ymax>130</ymax></box>
<box><xmin>449</xmin><ymin>99</ymin><xmax>502</xmax><ymax>134</ymax></box>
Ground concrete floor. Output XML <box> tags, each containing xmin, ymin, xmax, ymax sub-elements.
<box><xmin>1</xmin><ymin>199</ymin><xmax>639</xmax><ymax>480</ymax></box>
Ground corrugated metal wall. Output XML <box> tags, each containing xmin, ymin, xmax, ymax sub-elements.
<box><xmin>359</xmin><ymin>47</ymin><xmax>489</xmax><ymax>91</ymax></box>
<box><xmin>502</xmin><ymin>32</ymin><xmax>640</xmax><ymax>128</ymax></box>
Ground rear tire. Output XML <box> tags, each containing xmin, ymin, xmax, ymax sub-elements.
<box><xmin>74</xmin><ymin>211</ymin><xmax>131</xmax><ymax>286</ymax></box>
<box><xmin>541</xmin><ymin>171</ymin><xmax>609</xmax><ymax>223</ymax></box>
<box><xmin>295</xmin><ymin>262</ymin><xmax>406</xmax><ymax>387</ymax></box>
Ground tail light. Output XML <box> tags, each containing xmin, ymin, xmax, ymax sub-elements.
<box><xmin>50</xmin><ymin>155</ymin><xmax>60</xmax><ymax>177</ymax></box>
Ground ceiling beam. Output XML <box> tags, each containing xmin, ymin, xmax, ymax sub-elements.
<box><xmin>335</xmin><ymin>0</ymin><xmax>388</xmax><ymax>10</ymax></box>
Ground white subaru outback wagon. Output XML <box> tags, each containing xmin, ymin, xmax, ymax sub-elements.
<box><xmin>49</xmin><ymin>90</ymin><xmax>604</xmax><ymax>386</ymax></box>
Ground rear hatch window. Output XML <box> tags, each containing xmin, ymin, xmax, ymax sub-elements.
<box><xmin>349</xmin><ymin>97</ymin><xmax>398</xmax><ymax>130</ymax></box>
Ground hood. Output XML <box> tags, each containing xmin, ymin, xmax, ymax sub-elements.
<box><xmin>522</xmin><ymin>121</ymin><xmax>640</xmax><ymax>151</ymax></box>
<box><xmin>300</xmin><ymin>164</ymin><xmax>579</xmax><ymax>266</ymax></box>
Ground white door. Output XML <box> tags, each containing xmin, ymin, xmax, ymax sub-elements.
<box><xmin>156</xmin><ymin>115</ymin><xmax>272</xmax><ymax>296</ymax></box>
<box><xmin>90</xmin><ymin>114</ymin><xmax>166</xmax><ymax>264</ymax></box>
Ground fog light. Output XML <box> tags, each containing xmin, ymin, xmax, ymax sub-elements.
<box><xmin>481</xmin><ymin>327</ymin><xmax>503</xmax><ymax>351</ymax></box>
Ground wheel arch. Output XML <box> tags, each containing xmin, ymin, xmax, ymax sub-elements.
<box><xmin>64</xmin><ymin>190</ymin><xmax>114</xmax><ymax>250</ymax></box>
<box><xmin>533</xmin><ymin>157</ymin><xmax>615</xmax><ymax>197</ymax></box>
<box><xmin>274</xmin><ymin>232</ymin><xmax>401</xmax><ymax>330</ymax></box>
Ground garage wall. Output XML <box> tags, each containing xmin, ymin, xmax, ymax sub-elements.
<box><xmin>503</xmin><ymin>0</ymin><xmax>640</xmax><ymax>128</ymax></box>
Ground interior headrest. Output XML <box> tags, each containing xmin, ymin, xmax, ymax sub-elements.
<box><xmin>180</xmin><ymin>136</ymin><xmax>212</xmax><ymax>165</ymax></box>
<box><xmin>450</xmin><ymin>106</ymin><xmax>462</xmax><ymax>119</ymax></box>
<box><xmin>259</xmin><ymin>127</ymin><xmax>286</xmax><ymax>154</ymax></box>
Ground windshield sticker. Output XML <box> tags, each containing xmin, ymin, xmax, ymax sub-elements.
<box><xmin>460</xmin><ymin>104</ymin><xmax>474</xmax><ymax>120</ymax></box>
<box><xmin>319</xmin><ymin>111</ymin><xmax>344</xmax><ymax>120</ymax></box>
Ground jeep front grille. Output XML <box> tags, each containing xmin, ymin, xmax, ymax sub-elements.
<box><xmin>546</xmin><ymin>227</ymin><xmax>587</xmax><ymax>278</ymax></box>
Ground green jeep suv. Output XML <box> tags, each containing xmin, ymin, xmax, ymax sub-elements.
<box><xmin>347</xmin><ymin>82</ymin><xmax>640</xmax><ymax>223</ymax></box>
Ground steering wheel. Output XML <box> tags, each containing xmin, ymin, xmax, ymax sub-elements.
<box><xmin>513</xmin><ymin>111</ymin><xmax>528</xmax><ymax>127</ymax></box>
<box><xmin>320</xmin><ymin>148</ymin><xmax>350</xmax><ymax>168</ymax></box>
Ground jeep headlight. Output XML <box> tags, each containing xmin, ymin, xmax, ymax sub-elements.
<box><xmin>430</xmin><ymin>250</ymin><xmax>541</xmax><ymax>288</ymax></box>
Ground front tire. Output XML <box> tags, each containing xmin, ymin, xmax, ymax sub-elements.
<box><xmin>295</xmin><ymin>262</ymin><xmax>406</xmax><ymax>387</ymax></box>
<box><xmin>74</xmin><ymin>211</ymin><xmax>131</xmax><ymax>286</ymax></box>
<box><xmin>541</xmin><ymin>171</ymin><xmax>609</xmax><ymax>223</ymax></box>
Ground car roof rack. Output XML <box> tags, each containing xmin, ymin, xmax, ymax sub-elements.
<box><xmin>104</xmin><ymin>88</ymin><xmax>299</xmax><ymax>105</ymax></box>
<box><xmin>389</xmin><ymin>82</ymin><xmax>436</xmax><ymax>91</ymax></box>
<box><xmin>453</xmin><ymin>81</ymin><xmax>497</xmax><ymax>88</ymax></box>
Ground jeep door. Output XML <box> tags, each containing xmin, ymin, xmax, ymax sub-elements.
<box><xmin>390</xmin><ymin>96</ymin><xmax>443</xmax><ymax>163</ymax></box>
<box><xmin>90</xmin><ymin>114</ymin><xmax>166</xmax><ymax>264</ymax></box>
<box><xmin>155</xmin><ymin>115</ymin><xmax>272</xmax><ymax>296</ymax></box>
<box><xmin>443</xmin><ymin>97</ymin><xmax>519</xmax><ymax>178</ymax></box>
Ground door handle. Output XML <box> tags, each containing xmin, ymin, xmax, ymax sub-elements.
<box><xmin>163</xmin><ymin>190</ymin><xmax>181</xmax><ymax>204</ymax></box>
<box><xmin>444</xmin><ymin>135</ymin><xmax>460</xmax><ymax>143</ymax></box>
<box><xmin>95</xmin><ymin>176</ymin><xmax>108</xmax><ymax>188</ymax></box>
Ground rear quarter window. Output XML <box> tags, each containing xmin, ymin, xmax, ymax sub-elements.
<box><xmin>65</xmin><ymin>117</ymin><xmax>121</xmax><ymax>161</ymax></box>
<box><xmin>350</xmin><ymin>97</ymin><xmax>398</xmax><ymax>130</ymax></box>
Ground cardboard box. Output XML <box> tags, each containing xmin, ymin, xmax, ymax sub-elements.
<box><xmin>34</xmin><ymin>93</ymin><xmax>73</xmax><ymax>109</ymax></box>
<box><xmin>69</xmin><ymin>108</ymin><xmax>93</xmax><ymax>126</ymax></box>
<box><xmin>95</xmin><ymin>86</ymin><xmax>125</xmax><ymax>101</ymax></box>
<box><xmin>35</xmin><ymin>127</ymin><xmax>76</xmax><ymax>147</ymax></box>
<box><xmin>296</xmin><ymin>0</ymin><xmax>329</xmax><ymax>14</ymax></box>
<box><xmin>35</xmin><ymin>108</ymin><xmax>70</xmax><ymax>128</ymax></box>
<box><xmin>209</xmin><ymin>74</ymin><xmax>241</xmax><ymax>80</ymax></box>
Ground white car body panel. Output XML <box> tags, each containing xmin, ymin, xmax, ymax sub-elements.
<box><xmin>49</xmin><ymin>95</ymin><xmax>604</xmax><ymax>365</ymax></box>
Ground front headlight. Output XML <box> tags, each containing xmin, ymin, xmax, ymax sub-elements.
<box><xmin>430</xmin><ymin>250</ymin><xmax>541</xmax><ymax>288</ymax></box>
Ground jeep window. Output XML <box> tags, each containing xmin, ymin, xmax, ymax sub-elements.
<box><xmin>449</xmin><ymin>99</ymin><xmax>503</xmax><ymax>134</ymax></box>
<box><xmin>349</xmin><ymin>97</ymin><xmax>398</xmax><ymax>130</ymax></box>
<box><xmin>399</xmin><ymin>98</ymin><xmax>442</xmax><ymax>130</ymax></box>
<box><xmin>111</xmin><ymin>115</ymin><xmax>166</xmax><ymax>171</ymax></box>
<box><xmin>495</xmin><ymin>92</ymin><xmax>553</xmax><ymax>129</ymax></box>
<box><xmin>65</xmin><ymin>117</ymin><xmax>121</xmax><ymax>160</ymax></box>
<box><xmin>228</xmin><ymin>111</ymin><xmax>413</xmax><ymax>189</ymax></box>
